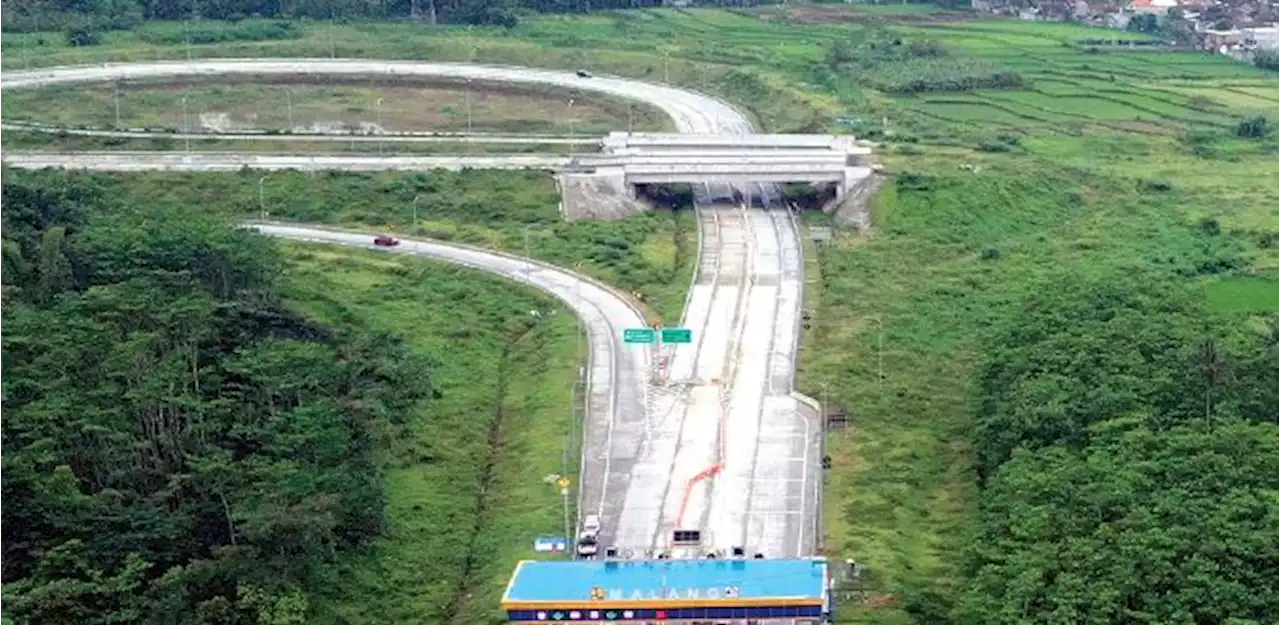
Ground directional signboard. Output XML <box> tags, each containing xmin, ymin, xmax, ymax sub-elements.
<box><xmin>660</xmin><ymin>328</ymin><xmax>693</xmax><ymax>344</ymax></box>
<box><xmin>623</xmin><ymin>328</ymin><xmax>656</xmax><ymax>344</ymax></box>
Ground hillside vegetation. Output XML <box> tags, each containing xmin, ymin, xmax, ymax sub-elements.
<box><xmin>1</xmin><ymin>174</ymin><xmax>430</xmax><ymax>622</ymax></box>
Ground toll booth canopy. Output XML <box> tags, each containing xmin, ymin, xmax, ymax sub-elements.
<box><xmin>501</xmin><ymin>557</ymin><xmax>829</xmax><ymax>622</ymax></box>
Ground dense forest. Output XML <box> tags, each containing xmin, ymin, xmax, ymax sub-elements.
<box><xmin>1</xmin><ymin>170</ymin><xmax>436</xmax><ymax>623</ymax></box>
<box><xmin>951</xmin><ymin>270</ymin><xmax>1278</xmax><ymax>624</ymax></box>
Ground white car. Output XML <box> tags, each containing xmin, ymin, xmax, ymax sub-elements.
<box><xmin>580</xmin><ymin>514</ymin><xmax>601</xmax><ymax>538</ymax></box>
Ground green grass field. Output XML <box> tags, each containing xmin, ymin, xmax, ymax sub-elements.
<box><xmin>280</xmin><ymin>244</ymin><xmax>583</xmax><ymax>625</ymax></box>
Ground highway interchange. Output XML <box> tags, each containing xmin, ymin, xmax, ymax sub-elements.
<box><xmin>0</xmin><ymin>59</ymin><xmax>821</xmax><ymax>562</ymax></box>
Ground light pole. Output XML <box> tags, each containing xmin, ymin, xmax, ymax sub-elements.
<box><xmin>375</xmin><ymin>97</ymin><xmax>384</xmax><ymax>155</ymax></box>
<box><xmin>523</xmin><ymin>224</ymin><xmax>535</xmax><ymax>279</ymax></box>
<box><xmin>663</xmin><ymin>52</ymin><xmax>670</xmax><ymax>84</ymax></box>
<box><xmin>567</xmin><ymin>98</ymin><xmax>575</xmax><ymax>153</ymax></box>
<box><xmin>329</xmin><ymin>15</ymin><xmax>337</xmax><ymax>58</ymax></box>
<box><xmin>465</xmin><ymin>79</ymin><xmax>473</xmax><ymax>133</ymax></box>
<box><xmin>257</xmin><ymin>176</ymin><xmax>268</xmax><ymax>220</ymax></box>
<box><xmin>285</xmin><ymin>88</ymin><xmax>294</xmax><ymax>130</ymax></box>
<box><xmin>113</xmin><ymin>80</ymin><xmax>121</xmax><ymax>129</ymax></box>
<box><xmin>181</xmin><ymin>94</ymin><xmax>191</xmax><ymax>154</ymax></box>
<box><xmin>412</xmin><ymin>193</ymin><xmax>425</xmax><ymax>229</ymax></box>
<box><xmin>561</xmin><ymin>486</ymin><xmax>572</xmax><ymax>560</ymax></box>
<box><xmin>626</xmin><ymin>101</ymin><xmax>633</xmax><ymax>134</ymax></box>
<box><xmin>815</xmin><ymin>380</ymin><xmax>829</xmax><ymax>554</ymax></box>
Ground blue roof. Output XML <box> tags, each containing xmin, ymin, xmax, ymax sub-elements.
<box><xmin>503</xmin><ymin>558</ymin><xmax>827</xmax><ymax>605</ymax></box>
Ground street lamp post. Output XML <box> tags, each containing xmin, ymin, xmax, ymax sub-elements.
<box><xmin>412</xmin><ymin>193</ymin><xmax>425</xmax><ymax>230</ymax></box>
<box><xmin>627</xmin><ymin>101</ymin><xmax>633</xmax><ymax>134</ymax></box>
<box><xmin>523</xmin><ymin>224</ymin><xmax>535</xmax><ymax>279</ymax></box>
<box><xmin>329</xmin><ymin>15</ymin><xmax>337</xmax><ymax>58</ymax></box>
<box><xmin>181</xmin><ymin>95</ymin><xmax>191</xmax><ymax>154</ymax></box>
<box><xmin>465</xmin><ymin>79</ymin><xmax>473</xmax><ymax>134</ymax></box>
<box><xmin>285</xmin><ymin>89</ymin><xmax>294</xmax><ymax>130</ymax></box>
<box><xmin>375</xmin><ymin>97</ymin><xmax>384</xmax><ymax>155</ymax></box>
<box><xmin>567</xmin><ymin>98</ymin><xmax>576</xmax><ymax>153</ymax></box>
<box><xmin>257</xmin><ymin>176</ymin><xmax>268</xmax><ymax>221</ymax></box>
<box><xmin>815</xmin><ymin>381</ymin><xmax>829</xmax><ymax>554</ymax></box>
<box><xmin>663</xmin><ymin>52</ymin><xmax>670</xmax><ymax>84</ymax></box>
<box><xmin>113</xmin><ymin>80</ymin><xmax>122</xmax><ymax>129</ymax></box>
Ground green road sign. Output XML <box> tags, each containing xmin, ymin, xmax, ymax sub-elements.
<box><xmin>661</xmin><ymin>328</ymin><xmax>693</xmax><ymax>344</ymax></box>
<box><xmin>623</xmin><ymin>328</ymin><xmax>656</xmax><ymax>344</ymax></box>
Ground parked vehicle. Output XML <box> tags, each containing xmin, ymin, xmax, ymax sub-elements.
<box><xmin>576</xmin><ymin>69</ymin><xmax>592</xmax><ymax>78</ymax></box>
<box><xmin>373</xmin><ymin>235</ymin><xmax>400</xmax><ymax>247</ymax></box>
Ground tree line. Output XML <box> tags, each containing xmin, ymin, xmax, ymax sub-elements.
<box><xmin>2</xmin><ymin>0</ymin><xmax>795</xmax><ymax>31</ymax></box>
<box><xmin>944</xmin><ymin>268</ymin><xmax>1278</xmax><ymax>624</ymax></box>
<box><xmin>1</xmin><ymin>169</ymin><xmax>436</xmax><ymax>624</ymax></box>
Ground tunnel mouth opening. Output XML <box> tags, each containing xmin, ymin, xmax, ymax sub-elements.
<box><xmin>634</xmin><ymin>183</ymin><xmax>695</xmax><ymax>211</ymax></box>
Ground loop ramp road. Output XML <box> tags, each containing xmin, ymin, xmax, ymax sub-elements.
<box><xmin>0</xmin><ymin>59</ymin><xmax>822</xmax><ymax>561</ymax></box>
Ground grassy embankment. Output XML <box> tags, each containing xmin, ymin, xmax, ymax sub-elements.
<box><xmin>280</xmin><ymin>244</ymin><xmax>582</xmax><ymax>625</ymax></box>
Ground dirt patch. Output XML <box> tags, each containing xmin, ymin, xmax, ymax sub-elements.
<box><xmin>4</xmin><ymin>75</ymin><xmax>672</xmax><ymax>135</ymax></box>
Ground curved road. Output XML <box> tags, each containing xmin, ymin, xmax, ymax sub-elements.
<box><xmin>0</xmin><ymin>59</ymin><xmax>819</xmax><ymax>561</ymax></box>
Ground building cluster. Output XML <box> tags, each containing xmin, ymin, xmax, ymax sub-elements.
<box><xmin>971</xmin><ymin>0</ymin><xmax>1279</xmax><ymax>59</ymax></box>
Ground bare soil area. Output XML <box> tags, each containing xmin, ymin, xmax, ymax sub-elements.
<box><xmin>1</xmin><ymin>75</ymin><xmax>672</xmax><ymax>136</ymax></box>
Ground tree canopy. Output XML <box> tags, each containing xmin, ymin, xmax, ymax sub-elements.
<box><xmin>952</xmin><ymin>268</ymin><xmax>1278</xmax><ymax>625</ymax></box>
<box><xmin>1</xmin><ymin>170</ymin><xmax>436</xmax><ymax>624</ymax></box>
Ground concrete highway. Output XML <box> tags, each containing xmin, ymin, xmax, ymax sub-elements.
<box><xmin>1</xmin><ymin>59</ymin><xmax>820</xmax><ymax>563</ymax></box>
<box><xmin>1</xmin><ymin>122</ymin><xmax>596</xmax><ymax>145</ymax></box>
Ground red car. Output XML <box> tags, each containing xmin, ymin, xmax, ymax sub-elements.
<box><xmin>373</xmin><ymin>235</ymin><xmax>400</xmax><ymax>247</ymax></box>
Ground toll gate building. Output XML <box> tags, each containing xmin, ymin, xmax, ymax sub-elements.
<box><xmin>501</xmin><ymin>558</ymin><xmax>831</xmax><ymax>623</ymax></box>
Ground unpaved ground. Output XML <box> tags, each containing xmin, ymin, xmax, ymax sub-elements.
<box><xmin>1</xmin><ymin>75</ymin><xmax>672</xmax><ymax>135</ymax></box>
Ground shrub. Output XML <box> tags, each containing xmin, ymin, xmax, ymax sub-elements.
<box><xmin>1236</xmin><ymin>115</ymin><xmax>1270</xmax><ymax>139</ymax></box>
<box><xmin>64</xmin><ymin>26</ymin><xmax>101</xmax><ymax>46</ymax></box>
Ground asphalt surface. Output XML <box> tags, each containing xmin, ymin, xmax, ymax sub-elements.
<box><xmin>1</xmin><ymin>59</ymin><xmax>820</xmax><ymax>562</ymax></box>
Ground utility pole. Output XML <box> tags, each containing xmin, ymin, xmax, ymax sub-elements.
<box><xmin>663</xmin><ymin>52</ymin><xmax>670</xmax><ymax>84</ymax></box>
<box><xmin>285</xmin><ymin>88</ymin><xmax>294</xmax><ymax>130</ymax></box>
<box><xmin>627</xmin><ymin>101</ymin><xmax>633</xmax><ymax>134</ymax></box>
